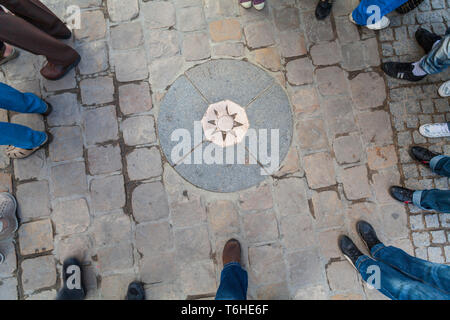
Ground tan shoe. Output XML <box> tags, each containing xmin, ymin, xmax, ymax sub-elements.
<box><xmin>6</xmin><ymin>133</ymin><xmax>51</xmax><ymax>159</ymax></box>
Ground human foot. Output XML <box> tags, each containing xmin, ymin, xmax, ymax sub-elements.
<box><xmin>338</xmin><ymin>235</ymin><xmax>364</xmax><ymax>269</ymax></box>
<box><xmin>409</xmin><ymin>146</ymin><xmax>439</xmax><ymax>165</ymax></box>
<box><xmin>223</xmin><ymin>239</ymin><xmax>242</xmax><ymax>265</ymax></box>
<box><xmin>419</xmin><ymin>123</ymin><xmax>450</xmax><ymax>138</ymax></box>
<box><xmin>389</xmin><ymin>186</ymin><xmax>414</xmax><ymax>204</ymax></box>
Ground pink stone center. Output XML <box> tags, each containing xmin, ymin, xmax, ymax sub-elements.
<box><xmin>217</xmin><ymin>115</ymin><xmax>234</xmax><ymax>132</ymax></box>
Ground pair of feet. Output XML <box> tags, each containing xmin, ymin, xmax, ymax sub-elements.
<box><xmin>239</xmin><ymin>0</ymin><xmax>265</xmax><ymax>10</ymax></box>
<box><xmin>339</xmin><ymin>221</ymin><xmax>382</xmax><ymax>268</ymax></box>
<box><xmin>5</xmin><ymin>102</ymin><xmax>53</xmax><ymax>160</ymax></box>
<box><xmin>0</xmin><ymin>35</ymin><xmax>81</xmax><ymax>81</ymax></box>
<box><xmin>315</xmin><ymin>0</ymin><xmax>390</xmax><ymax>30</ymax></box>
<box><xmin>389</xmin><ymin>146</ymin><xmax>442</xmax><ymax>204</ymax></box>
<box><xmin>58</xmin><ymin>257</ymin><xmax>146</xmax><ymax>300</ymax></box>
<box><xmin>382</xmin><ymin>28</ymin><xmax>445</xmax><ymax>85</ymax></box>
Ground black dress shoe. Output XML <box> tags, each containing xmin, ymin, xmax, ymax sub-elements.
<box><xmin>56</xmin><ymin>257</ymin><xmax>86</xmax><ymax>300</ymax></box>
<box><xmin>315</xmin><ymin>0</ymin><xmax>333</xmax><ymax>20</ymax></box>
<box><xmin>389</xmin><ymin>186</ymin><xmax>414</xmax><ymax>204</ymax></box>
<box><xmin>42</xmin><ymin>101</ymin><xmax>53</xmax><ymax>117</ymax></box>
<box><xmin>356</xmin><ymin>221</ymin><xmax>382</xmax><ymax>253</ymax></box>
<box><xmin>415</xmin><ymin>28</ymin><xmax>442</xmax><ymax>53</ymax></box>
<box><xmin>126</xmin><ymin>282</ymin><xmax>146</xmax><ymax>300</ymax></box>
<box><xmin>382</xmin><ymin>62</ymin><xmax>426</xmax><ymax>82</ymax></box>
<box><xmin>338</xmin><ymin>235</ymin><xmax>364</xmax><ymax>269</ymax></box>
<box><xmin>409</xmin><ymin>146</ymin><xmax>439</xmax><ymax>165</ymax></box>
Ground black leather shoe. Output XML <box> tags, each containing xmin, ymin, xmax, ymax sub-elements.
<box><xmin>409</xmin><ymin>146</ymin><xmax>439</xmax><ymax>166</ymax></box>
<box><xmin>56</xmin><ymin>257</ymin><xmax>86</xmax><ymax>300</ymax></box>
<box><xmin>415</xmin><ymin>28</ymin><xmax>442</xmax><ymax>53</ymax></box>
<box><xmin>382</xmin><ymin>62</ymin><xmax>426</xmax><ymax>82</ymax></box>
<box><xmin>42</xmin><ymin>101</ymin><xmax>53</xmax><ymax>117</ymax></box>
<box><xmin>356</xmin><ymin>221</ymin><xmax>382</xmax><ymax>253</ymax></box>
<box><xmin>338</xmin><ymin>235</ymin><xmax>363</xmax><ymax>269</ymax></box>
<box><xmin>315</xmin><ymin>0</ymin><xmax>333</xmax><ymax>20</ymax></box>
<box><xmin>389</xmin><ymin>186</ymin><xmax>414</xmax><ymax>204</ymax></box>
<box><xmin>126</xmin><ymin>282</ymin><xmax>146</xmax><ymax>300</ymax></box>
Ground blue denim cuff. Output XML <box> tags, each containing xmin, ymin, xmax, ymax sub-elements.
<box><xmin>370</xmin><ymin>243</ymin><xmax>386</xmax><ymax>257</ymax></box>
<box><xmin>223</xmin><ymin>262</ymin><xmax>243</xmax><ymax>270</ymax></box>
<box><xmin>430</xmin><ymin>155</ymin><xmax>447</xmax><ymax>172</ymax></box>
<box><xmin>413</xmin><ymin>190</ymin><xmax>425</xmax><ymax>210</ymax></box>
<box><xmin>355</xmin><ymin>255</ymin><xmax>371</xmax><ymax>270</ymax></box>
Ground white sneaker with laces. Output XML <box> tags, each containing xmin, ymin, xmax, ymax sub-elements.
<box><xmin>438</xmin><ymin>80</ymin><xmax>450</xmax><ymax>97</ymax></box>
<box><xmin>349</xmin><ymin>13</ymin><xmax>390</xmax><ymax>30</ymax></box>
<box><xmin>419</xmin><ymin>123</ymin><xmax>450</xmax><ymax>138</ymax></box>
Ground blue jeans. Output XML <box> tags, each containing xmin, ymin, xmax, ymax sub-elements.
<box><xmin>351</xmin><ymin>0</ymin><xmax>408</xmax><ymax>26</ymax></box>
<box><xmin>0</xmin><ymin>82</ymin><xmax>47</xmax><ymax>149</ymax></box>
<box><xmin>215</xmin><ymin>262</ymin><xmax>248</xmax><ymax>300</ymax></box>
<box><xmin>412</xmin><ymin>155</ymin><xmax>450</xmax><ymax>213</ymax></box>
<box><xmin>357</xmin><ymin>244</ymin><xmax>450</xmax><ymax>300</ymax></box>
<box><xmin>420</xmin><ymin>31</ymin><xmax>450</xmax><ymax>74</ymax></box>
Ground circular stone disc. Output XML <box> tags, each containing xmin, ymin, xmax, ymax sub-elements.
<box><xmin>158</xmin><ymin>59</ymin><xmax>293</xmax><ymax>193</ymax></box>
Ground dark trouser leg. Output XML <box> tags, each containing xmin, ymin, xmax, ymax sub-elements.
<box><xmin>413</xmin><ymin>189</ymin><xmax>450</xmax><ymax>213</ymax></box>
<box><xmin>430</xmin><ymin>155</ymin><xmax>450</xmax><ymax>178</ymax></box>
<box><xmin>0</xmin><ymin>11</ymin><xmax>78</xmax><ymax>65</ymax></box>
<box><xmin>0</xmin><ymin>0</ymin><xmax>71</xmax><ymax>38</ymax></box>
<box><xmin>215</xmin><ymin>263</ymin><xmax>248</xmax><ymax>300</ymax></box>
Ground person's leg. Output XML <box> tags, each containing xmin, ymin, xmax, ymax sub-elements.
<box><xmin>216</xmin><ymin>262</ymin><xmax>248</xmax><ymax>300</ymax></box>
<box><xmin>430</xmin><ymin>155</ymin><xmax>450</xmax><ymax>177</ymax></box>
<box><xmin>412</xmin><ymin>189</ymin><xmax>450</xmax><ymax>213</ymax></box>
<box><xmin>215</xmin><ymin>239</ymin><xmax>248</xmax><ymax>300</ymax></box>
<box><xmin>357</xmin><ymin>255</ymin><xmax>450</xmax><ymax>300</ymax></box>
<box><xmin>0</xmin><ymin>0</ymin><xmax>71</xmax><ymax>38</ymax></box>
<box><xmin>0</xmin><ymin>82</ymin><xmax>48</xmax><ymax>114</ymax></box>
<box><xmin>372</xmin><ymin>243</ymin><xmax>450</xmax><ymax>294</ymax></box>
<box><xmin>0</xmin><ymin>11</ymin><xmax>78</xmax><ymax>66</ymax></box>
<box><xmin>351</xmin><ymin>0</ymin><xmax>408</xmax><ymax>25</ymax></box>
<box><xmin>420</xmin><ymin>34</ymin><xmax>450</xmax><ymax>74</ymax></box>
<box><xmin>0</xmin><ymin>122</ymin><xmax>47</xmax><ymax>149</ymax></box>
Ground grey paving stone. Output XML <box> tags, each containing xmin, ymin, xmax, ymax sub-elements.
<box><xmin>50</xmin><ymin>161</ymin><xmax>88</xmax><ymax>198</ymax></box>
<box><xmin>49</xmin><ymin>126</ymin><xmax>83</xmax><ymax>162</ymax></box>
<box><xmin>97</xmin><ymin>242</ymin><xmax>134</xmax><ymax>274</ymax></box>
<box><xmin>92</xmin><ymin>211</ymin><xmax>132</xmax><ymax>247</ymax></box>
<box><xmin>46</xmin><ymin>93</ymin><xmax>81</xmax><ymax>127</ymax></box>
<box><xmin>142</xmin><ymin>1</ymin><xmax>176</xmax><ymax>29</ymax></box>
<box><xmin>107</xmin><ymin>0</ymin><xmax>139</xmax><ymax>22</ymax></box>
<box><xmin>43</xmin><ymin>69</ymin><xmax>77</xmax><ymax>92</ymax></box>
<box><xmin>52</xmin><ymin>198</ymin><xmax>90</xmax><ymax>236</ymax></box>
<box><xmin>90</xmin><ymin>174</ymin><xmax>126</xmax><ymax>213</ymax></box>
<box><xmin>135</xmin><ymin>221</ymin><xmax>173</xmax><ymax>255</ymax></box>
<box><xmin>243</xmin><ymin>21</ymin><xmax>275</xmax><ymax>49</ymax></box>
<box><xmin>243</xmin><ymin>211</ymin><xmax>279</xmax><ymax>243</ymax></box>
<box><xmin>132</xmin><ymin>181</ymin><xmax>169</xmax><ymax>223</ymax></box>
<box><xmin>286</xmin><ymin>58</ymin><xmax>314</xmax><ymax>85</ymax></box>
<box><xmin>180</xmin><ymin>260</ymin><xmax>217</xmax><ymax>296</ymax></box>
<box><xmin>357</xmin><ymin>110</ymin><xmax>393</xmax><ymax>146</ymax></box>
<box><xmin>279</xmin><ymin>31</ymin><xmax>307</xmax><ymax>58</ymax></box>
<box><xmin>177</xmin><ymin>6</ymin><xmax>205</xmax><ymax>31</ymax></box>
<box><xmin>316</xmin><ymin>66</ymin><xmax>348</xmax><ymax>96</ymax></box>
<box><xmin>0</xmin><ymin>242</ymin><xmax>17</xmax><ymax>278</ymax></box>
<box><xmin>11</xmin><ymin>113</ymin><xmax>44</xmax><ymax>132</ymax></box>
<box><xmin>146</xmin><ymin>29</ymin><xmax>179</xmax><ymax>60</ymax></box>
<box><xmin>333</xmin><ymin>135</ymin><xmax>364</xmax><ymax>165</ymax></box>
<box><xmin>249</xmin><ymin>244</ymin><xmax>286</xmax><ymax>285</ymax></box>
<box><xmin>287</xmin><ymin>248</ymin><xmax>324</xmax><ymax>290</ymax></box>
<box><xmin>207</xmin><ymin>200</ymin><xmax>240</xmax><ymax>236</ymax></box>
<box><xmin>203</xmin><ymin>0</ymin><xmax>237</xmax><ymax>19</ymax></box>
<box><xmin>111</xmin><ymin>22</ymin><xmax>144</xmax><ymax>50</ymax></box>
<box><xmin>21</xmin><ymin>255</ymin><xmax>56</xmax><ymax>294</ymax></box>
<box><xmin>80</xmin><ymin>77</ymin><xmax>115</xmax><ymax>105</ymax></box>
<box><xmin>16</xmin><ymin>180</ymin><xmax>50</xmax><ymax>222</ymax></box>
<box><xmin>13</xmin><ymin>149</ymin><xmax>46</xmax><ymax>181</ymax></box>
<box><xmin>350</xmin><ymin>72</ymin><xmax>386</xmax><ymax>110</ymax></box>
<box><xmin>273</xmin><ymin>7</ymin><xmax>300</xmax><ymax>31</ymax></box>
<box><xmin>174</xmin><ymin>224</ymin><xmax>211</xmax><ymax>263</ymax></box>
<box><xmin>341</xmin><ymin>165</ymin><xmax>372</xmax><ymax>200</ymax></box>
<box><xmin>182</xmin><ymin>32</ymin><xmax>211</xmax><ymax>61</ymax></box>
<box><xmin>310</xmin><ymin>41</ymin><xmax>341</xmax><ymax>66</ymax></box>
<box><xmin>322</xmin><ymin>97</ymin><xmax>358</xmax><ymax>136</ymax></box>
<box><xmin>76</xmin><ymin>41</ymin><xmax>109</xmax><ymax>75</ymax></box>
<box><xmin>126</xmin><ymin>147</ymin><xmax>162</xmax><ymax>181</ymax></box>
<box><xmin>100</xmin><ymin>273</ymin><xmax>136</xmax><ymax>300</ymax></box>
<box><xmin>0</xmin><ymin>277</ymin><xmax>18</xmax><ymax>300</ymax></box>
<box><xmin>121</xmin><ymin>115</ymin><xmax>156</xmax><ymax>146</ymax></box>
<box><xmin>118</xmin><ymin>82</ymin><xmax>152</xmax><ymax>115</ymax></box>
<box><xmin>113</xmin><ymin>48</ymin><xmax>148</xmax><ymax>82</ymax></box>
<box><xmin>149</xmin><ymin>56</ymin><xmax>184</xmax><ymax>91</ymax></box>
<box><xmin>74</xmin><ymin>10</ymin><xmax>106</xmax><ymax>42</ymax></box>
<box><xmin>303</xmin><ymin>152</ymin><xmax>336</xmax><ymax>189</ymax></box>
<box><xmin>212</xmin><ymin>42</ymin><xmax>245</xmax><ymax>57</ymax></box>
<box><xmin>87</xmin><ymin>144</ymin><xmax>122</xmax><ymax>175</ymax></box>
<box><xmin>84</xmin><ymin>106</ymin><xmax>119</xmax><ymax>145</ymax></box>
<box><xmin>273</xmin><ymin>177</ymin><xmax>309</xmax><ymax>217</ymax></box>
<box><xmin>18</xmin><ymin>219</ymin><xmax>54</xmax><ymax>255</ymax></box>
<box><xmin>140</xmin><ymin>252</ymin><xmax>177</xmax><ymax>283</ymax></box>
<box><xmin>301</xmin><ymin>10</ymin><xmax>334</xmax><ymax>43</ymax></box>
<box><xmin>170</xmin><ymin>198</ymin><xmax>207</xmax><ymax>228</ymax></box>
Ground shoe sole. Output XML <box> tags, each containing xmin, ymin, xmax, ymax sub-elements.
<box><xmin>438</xmin><ymin>83</ymin><xmax>450</xmax><ymax>97</ymax></box>
<box><xmin>343</xmin><ymin>253</ymin><xmax>358</xmax><ymax>271</ymax></box>
<box><xmin>253</xmin><ymin>3</ymin><xmax>265</xmax><ymax>10</ymax></box>
<box><xmin>240</xmin><ymin>1</ymin><xmax>252</xmax><ymax>8</ymax></box>
<box><xmin>419</xmin><ymin>125</ymin><xmax>450</xmax><ymax>138</ymax></box>
<box><xmin>0</xmin><ymin>192</ymin><xmax>18</xmax><ymax>234</ymax></box>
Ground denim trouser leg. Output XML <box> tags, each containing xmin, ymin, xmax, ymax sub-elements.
<box><xmin>372</xmin><ymin>244</ymin><xmax>450</xmax><ymax>294</ymax></box>
<box><xmin>356</xmin><ymin>254</ymin><xmax>450</xmax><ymax>300</ymax></box>
<box><xmin>430</xmin><ymin>155</ymin><xmax>450</xmax><ymax>178</ymax></box>
<box><xmin>413</xmin><ymin>190</ymin><xmax>450</xmax><ymax>213</ymax></box>
<box><xmin>0</xmin><ymin>82</ymin><xmax>47</xmax><ymax>114</ymax></box>
<box><xmin>215</xmin><ymin>263</ymin><xmax>248</xmax><ymax>300</ymax></box>
<box><xmin>351</xmin><ymin>0</ymin><xmax>408</xmax><ymax>26</ymax></box>
<box><xmin>420</xmin><ymin>34</ymin><xmax>450</xmax><ymax>74</ymax></box>
<box><xmin>0</xmin><ymin>82</ymin><xmax>47</xmax><ymax>149</ymax></box>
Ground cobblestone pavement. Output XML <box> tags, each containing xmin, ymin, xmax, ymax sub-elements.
<box><xmin>0</xmin><ymin>0</ymin><xmax>448</xmax><ymax>300</ymax></box>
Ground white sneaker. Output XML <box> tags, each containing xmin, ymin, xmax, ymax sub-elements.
<box><xmin>419</xmin><ymin>123</ymin><xmax>450</xmax><ymax>138</ymax></box>
<box><xmin>239</xmin><ymin>0</ymin><xmax>252</xmax><ymax>9</ymax></box>
<box><xmin>438</xmin><ymin>80</ymin><xmax>450</xmax><ymax>97</ymax></box>
<box><xmin>349</xmin><ymin>13</ymin><xmax>390</xmax><ymax>30</ymax></box>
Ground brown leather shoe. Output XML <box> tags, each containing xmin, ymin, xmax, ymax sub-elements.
<box><xmin>222</xmin><ymin>239</ymin><xmax>241</xmax><ymax>265</ymax></box>
<box><xmin>40</xmin><ymin>55</ymin><xmax>81</xmax><ymax>81</ymax></box>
